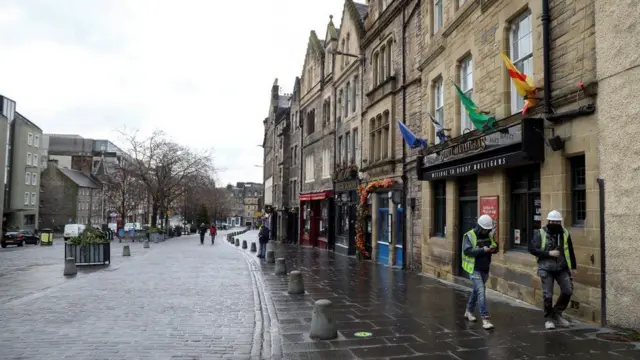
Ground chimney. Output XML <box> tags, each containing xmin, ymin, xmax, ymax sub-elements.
<box><xmin>71</xmin><ymin>155</ymin><xmax>93</xmax><ymax>176</ymax></box>
<box><xmin>47</xmin><ymin>158</ymin><xmax>58</xmax><ymax>168</ymax></box>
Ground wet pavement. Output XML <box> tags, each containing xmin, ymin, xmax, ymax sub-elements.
<box><xmin>0</xmin><ymin>229</ymin><xmax>260</xmax><ymax>360</ymax></box>
<box><xmin>229</xmin><ymin>234</ymin><xmax>640</xmax><ymax>360</ymax></box>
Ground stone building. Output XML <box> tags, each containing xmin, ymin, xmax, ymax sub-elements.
<box><xmin>417</xmin><ymin>0</ymin><xmax>600</xmax><ymax>323</ymax></box>
<box><xmin>595</xmin><ymin>0</ymin><xmax>640</xmax><ymax>329</ymax></box>
<box><xmin>238</xmin><ymin>182</ymin><xmax>264</xmax><ymax>228</ymax></box>
<box><xmin>39</xmin><ymin>159</ymin><xmax>102</xmax><ymax>230</ymax></box>
<box><xmin>299</xmin><ymin>30</ymin><xmax>335</xmax><ymax>250</ymax></box>
<box><xmin>360</xmin><ymin>0</ymin><xmax>422</xmax><ymax>268</ymax></box>
<box><xmin>287</xmin><ymin>77</ymin><xmax>302</xmax><ymax>243</ymax></box>
<box><xmin>332</xmin><ymin>0</ymin><xmax>368</xmax><ymax>257</ymax></box>
<box><xmin>0</xmin><ymin>96</ymin><xmax>13</xmax><ymax>232</ymax></box>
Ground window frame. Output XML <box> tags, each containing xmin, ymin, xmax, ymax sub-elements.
<box><xmin>31</xmin><ymin>173</ymin><xmax>37</xmax><ymax>186</ymax></box>
<box><xmin>305</xmin><ymin>154</ymin><xmax>315</xmax><ymax>183</ymax></box>
<box><xmin>509</xmin><ymin>10</ymin><xmax>533</xmax><ymax>114</ymax></box>
<box><xmin>570</xmin><ymin>155</ymin><xmax>586</xmax><ymax>226</ymax></box>
<box><xmin>345</xmin><ymin>132</ymin><xmax>351</xmax><ymax>163</ymax></box>
<box><xmin>337</xmin><ymin>136</ymin><xmax>343</xmax><ymax>166</ymax></box>
<box><xmin>433</xmin><ymin>181</ymin><xmax>447</xmax><ymax>237</ymax></box>
<box><xmin>25</xmin><ymin>171</ymin><xmax>31</xmax><ymax>185</ymax></box>
<box><xmin>34</xmin><ymin>135</ymin><xmax>40</xmax><ymax>147</ymax></box>
<box><xmin>460</xmin><ymin>56</ymin><xmax>474</xmax><ymax>133</ymax></box>
<box><xmin>508</xmin><ymin>164</ymin><xmax>541</xmax><ymax>250</ymax></box>
<box><xmin>434</xmin><ymin>77</ymin><xmax>444</xmax><ymax>144</ymax></box>
<box><xmin>27</xmin><ymin>133</ymin><xmax>33</xmax><ymax>146</ymax></box>
<box><xmin>433</xmin><ymin>0</ymin><xmax>443</xmax><ymax>34</ymax></box>
<box><xmin>24</xmin><ymin>192</ymin><xmax>29</xmax><ymax>205</ymax></box>
<box><xmin>26</xmin><ymin>152</ymin><xmax>32</xmax><ymax>166</ymax></box>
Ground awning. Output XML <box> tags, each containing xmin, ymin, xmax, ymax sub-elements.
<box><xmin>299</xmin><ymin>190</ymin><xmax>333</xmax><ymax>201</ymax></box>
<box><xmin>420</xmin><ymin>151</ymin><xmax>533</xmax><ymax>181</ymax></box>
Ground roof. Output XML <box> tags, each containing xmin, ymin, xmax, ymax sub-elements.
<box><xmin>59</xmin><ymin>168</ymin><xmax>101</xmax><ymax>188</ymax></box>
<box><xmin>354</xmin><ymin>2</ymin><xmax>369</xmax><ymax>21</ymax></box>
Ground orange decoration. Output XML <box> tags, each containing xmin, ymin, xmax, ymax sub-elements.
<box><xmin>355</xmin><ymin>179</ymin><xmax>394</xmax><ymax>258</ymax></box>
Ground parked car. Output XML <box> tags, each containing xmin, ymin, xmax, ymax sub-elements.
<box><xmin>1</xmin><ymin>230</ymin><xmax>40</xmax><ymax>248</ymax></box>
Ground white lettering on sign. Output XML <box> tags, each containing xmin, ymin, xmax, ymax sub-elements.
<box><xmin>426</xmin><ymin>156</ymin><xmax>508</xmax><ymax>180</ymax></box>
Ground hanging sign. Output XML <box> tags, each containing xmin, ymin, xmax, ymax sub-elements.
<box><xmin>480</xmin><ymin>196</ymin><xmax>499</xmax><ymax>241</ymax></box>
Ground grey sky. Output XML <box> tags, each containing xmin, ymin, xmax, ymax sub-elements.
<box><xmin>0</xmin><ymin>0</ymin><xmax>347</xmax><ymax>185</ymax></box>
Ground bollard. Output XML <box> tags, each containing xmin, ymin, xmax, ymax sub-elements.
<box><xmin>143</xmin><ymin>240</ymin><xmax>150</xmax><ymax>249</ymax></box>
<box><xmin>275</xmin><ymin>258</ymin><xmax>287</xmax><ymax>275</ymax></box>
<box><xmin>242</xmin><ymin>240</ymin><xmax>247</xmax><ymax>249</ymax></box>
<box><xmin>235</xmin><ymin>238</ymin><xmax>240</xmax><ymax>246</ymax></box>
<box><xmin>250</xmin><ymin>242</ymin><xmax>257</xmax><ymax>252</ymax></box>
<box><xmin>288</xmin><ymin>271</ymin><xmax>305</xmax><ymax>294</ymax></box>
<box><xmin>309</xmin><ymin>299</ymin><xmax>337</xmax><ymax>340</ymax></box>
<box><xmin>63</xmin><ymin>257</ymin><xmax>77</xmax><ymax>276</ymax></box>
<box><xmin>123</xmin><ymin>245</ymin><xmax>131</xmax><ymax>256</ymax></box>
<box><xmin>266</xmin><ymin>250</ymin><xmax>275</xmax><ymax>263</ymax></box>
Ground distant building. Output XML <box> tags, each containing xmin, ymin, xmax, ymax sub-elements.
<box><xmin>225</xmin><ymin>182</ymin><xmax>264</xmax><ymax>227</ymax></box>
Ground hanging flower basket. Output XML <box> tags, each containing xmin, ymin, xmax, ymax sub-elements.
<box><xmin>355</xmin><ymin>178</ymin><xmax>394</xmax><ymax>259</ymax></box>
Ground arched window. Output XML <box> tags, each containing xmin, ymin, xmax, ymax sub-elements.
<box><xmin>373</xmin><ymin>52</ymin><xmax>379</xmax><ymax>85</ymax></box>
<box><xmin>380</xmin><ymin>45</ymin><xmax>386</xmax><ymax>83</ymax></box>
<box><xmin>386</xmin><ymin>39</ymin><xmax>393</xmax><ymax>79</ymax></box>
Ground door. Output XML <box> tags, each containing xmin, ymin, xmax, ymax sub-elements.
<box><xmin>348</xmin><ymin>204</ymin><xmax>356</xmax><ymax>255</ymax></box>
<box><xmin>458</xmin><ymin>175</ymin><xmax>478</xmax><ymax>276</ymax></box>
<box><xmin>394</xmin><ymin>207</ymin><xmax>404</xmax><ymax>267</ymax></box>
<box><xmin>377</xmin><ymin>208</ymin><xmax>390</xmax><ymax>265</ymax></box>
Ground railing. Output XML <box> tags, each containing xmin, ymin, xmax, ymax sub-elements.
<box><xmin>65</xmin><ymin>243</ymin><xmax>111</xmax><ymax>265</ymax></box>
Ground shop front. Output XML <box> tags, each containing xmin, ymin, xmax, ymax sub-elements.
<box><xmin>299</xmin><ymin>190</ymin><xmax>334</xmax><ymax>249</ymax></box>
<box><xmin>334</xmin><ymin>179</ymin><xmax>358</xmax><ymax>256</ymax></box>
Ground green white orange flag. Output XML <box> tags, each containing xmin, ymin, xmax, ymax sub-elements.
<box><xmin>500</xmin><ymin>52</ymin><xmax>537</xmax><ymax>115</ymax></box>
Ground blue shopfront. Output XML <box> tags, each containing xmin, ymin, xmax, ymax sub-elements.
<box><xmin>374</xmin><ymin>187</ymin><xmax>405</xmax><ymax>268</ymax></box>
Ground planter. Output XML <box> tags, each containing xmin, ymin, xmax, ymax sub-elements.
<box><xmin>150</xmin><ymin>233</ymin><xmax>165</xmax><ymax>243</ymax></box>
<box><xmin>65</xmin><ymin>243</ymin><xmax>111</xmax><ymax>265</ymax></box>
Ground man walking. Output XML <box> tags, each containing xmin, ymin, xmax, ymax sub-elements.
<box><xmin>257</xmin><ymin>224</ymin><xmax>269</xmax><ymax>258</ymax></box>
<box><xmin>462</xmin><ymin>214</ymin><xmax>498</xmax><ymax>330</ymax></box>
<box><xmin>198</xmin><ymin>223</ymin><xmax>207</xmax><ymax>245</ymax></box>
<box><xmin>529</xmin><ymin>210</ymin><xmax>577</xmax><ymax>330</ymax></box>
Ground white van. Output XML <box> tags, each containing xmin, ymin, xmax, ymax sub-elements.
<box><xmin>64</xmin><ymin>224</ymin><xmax>86</xmax><ymax>241</ymax></box>
<box><xmin>124</xmin><ymin>223</ymin><xmax>142</xmax><ymax>231</ymax></box>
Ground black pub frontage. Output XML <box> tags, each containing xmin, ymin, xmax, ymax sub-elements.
<box><xmin>333</xmin><ymin>178</ymin><xmax>358</xmax><ymax>256</ymax></box>
<box><xmin>417</xmin><ymin>118</ymin><xmax>545</xmax><ymax>277</ymax></box>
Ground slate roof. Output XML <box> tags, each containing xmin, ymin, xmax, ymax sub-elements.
<box><xmin>59</xmin><ymin>168</ymin><xmax>101</xmax><ymax>188</ymax></box>
<box><xmin>354</xmin><ymin>2</ymin><xmax>369</xmax><ymax>21</ymax></box>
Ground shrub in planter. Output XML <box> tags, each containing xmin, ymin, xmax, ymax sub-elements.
<box><xmin>66</xmin><ymin>227</ymin><xmax>110</xmax><ymax>265</ymax></box>
<box><xmin>174</xmin><ymin>225</ymin><xmax>183</xmax><ymax>237</ymax></box>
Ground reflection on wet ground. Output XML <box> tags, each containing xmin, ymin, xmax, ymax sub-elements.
<box><xmin>243</xmin><ymin>242</ymin><xmax>640</xmax><ymax>360</ymax></box>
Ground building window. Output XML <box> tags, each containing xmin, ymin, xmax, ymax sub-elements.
<box><xmin>33</xmin><ymin>154</ymin><xmax>38</xmax><ymax>167</ymax></box>
<box><xmin>460</xmin><ymin>56</ymin><xmax>473</xmax><ymax>133</ymax></box>
<box><xmin>510</xmin><ymin>10</ymin><xmax>533</xmax><ymax>114</ymax></box>
<box><xmin>434</xmin><ymin>77</ymin><xmax>444</xmax><ymax>144</ymax></box>
<box><xmin>322</xmin><ymin>148</ymin><xmax>330</xmax><ymax>179</ymax></box>
<box><xmin>337</xmin><ymin>89</ymin><xmax>343</xmax><ymax>122</ymax></box>
<box><xmin>457</xmin><ymin>0</ymin><xmax>467</xmax><ymax>9</ymax></box>
<box><xmin>386</xmin><ymin>40</ymin><xmax>392</xmax><ymax>79</ymax></box>
<box><xmin>434</xmin><ymin>0</ymin><xmax>443</xmax><ymax>33</ymax></box>
<box><xmin>345</xmin><ymin>132</ymin><xmax>351</xmax><ymax>163</ymax></box>
<box><xmin>326</xmin><ymin>98</ymin><xmax>331</xmax><ymax>126</ymax></box>
<box><xmin>353</xmin><ymin>128</ymin><xmax>360</xmax><ymax>166</ymax></box>
<box><xmin>379</xmin><ymin>45</ymin><xmax>386</xmax><ymax>83</ymax></box>
<box><xmin>25</xmin><ymin>171</ymin><xmax>31</xmax><ymax>185</ymax></box>
<box><xmin>26</xmin><ymin>152</ymin><xmax>32</xmax><ymax>165</ymax></box>
<box><xmin>345</xmin><ymin>33</ymin><xmax>351</xmax><ymax>66</ymax></box>
<box><xmin>34</xmin><ymin>135</ymin><xmax>40</xmax><ymax>147</ymax></box>
<box><xmin>373</xmin><ymin>52</ymin><xmax>379</xmax><ymax>86</ymax></box>
<box><xmin>337</xmin><ymin>136</ymin><xmax>343</xmax><ymax>165</ymax></box>
<box><xmin>509</xmin><ymin>164</ymin><xmax>541</xmax><ymax>250</ymax></box>
<box><xmin>305</xmin><ymin>154</ymin><xmax>314</xmax><ymax>183</ymax></box>
<box><xmin>31</xmin><ymin>192</ymin><xmax>36</xmax><ymax>205</ymax></box>
<box><xmin>382</xmin><ymin>111</ymin><xmax>390</xmax><ymax>159</ymax></box>
<box><xmin>352</xmin><ymin>76</ymin><xmax>358</xmax><ymax>113</ymax></box>
<box><xmin>570</xmin><ymin>155</ymin><xmax>586</xmax><ymax>226</ymax></box>
<box><xmin>306</xmin><ymin>109</ymin><xmax>315</xmax><ymax>135</ymax></box>
<box><xmin>24</xmin><ymin>192</ymin><xmax>29</xmax><ymax>205</ymax></box>
<box><xmin>31</xmin><ymin>173</ymin><xmax>37</xmax><ymax>186</ymax></box>
<box><xmin>27</xmin><ymin>133</ymin><xmax>33</xmax><ymax>146</ymax></box>
<box><xmin>345</xmin><ymin>82</ymin><xmax>351</xmax><ymax>117</ymax></box>
<box><xmin>433</xmin><ymin>181</ymin><xmax>446</xmax><ymax>236</ymax></box>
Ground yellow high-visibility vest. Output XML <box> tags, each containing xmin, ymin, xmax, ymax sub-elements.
<box><xmin>461</xmin><ymin>230</ymin><xmax>497</xmax><ymax>274</ymax></box>
<box><xmin>538</xmin><ymin>228</ymin><xmax>572</xmax><ymax>269</ymax></box>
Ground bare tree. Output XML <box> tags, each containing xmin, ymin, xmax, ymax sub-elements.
<box><xmin>120</xmin><ymin>129</ymin><xmax>214</xmax><ymax>227</ymax></box>
<box><xmin>101</xmin><ymin>157</ymin><xmax>146</xmax><ymax>225</ymax></box>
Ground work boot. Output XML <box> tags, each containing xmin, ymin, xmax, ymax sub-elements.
<box><xmin>482</xmin><ymin>318</ymin><xmax>494</xmax><ymax>330</ymax></box>
<box><xmin>554</xmin><ymin>314</ymin><xmax>570</xmax><ymax>327</ymax></box>
<box><xmin>464</xmin><ymin>311</ymin><xmax>477</xmax><ymax>322</ymax></box>
<box><xmin>545</xmin><ymin>320</ymin><xmax>556</xmax><ymax>330</ymax></box>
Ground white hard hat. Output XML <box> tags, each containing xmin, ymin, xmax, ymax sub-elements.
<box><xmin>477</xmin><ymin>214</ymin><xmax>494</xmax><ymax>230</ymax></box>
<box><xmin>547</xmin><ymin>210</ymin><xmax>563</xmax><ymax>221</ymax></box>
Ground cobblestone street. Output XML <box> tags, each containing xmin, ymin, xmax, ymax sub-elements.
<box><xmin>0</xmin><ymin>229</ymin><xmax>259</xmax><ymax>360</ymax></box>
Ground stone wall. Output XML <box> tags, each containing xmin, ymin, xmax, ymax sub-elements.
<box><xmin>39</xmin><ymin>165</ymin><xmax>77</xmax><ymax>231</ymax></box>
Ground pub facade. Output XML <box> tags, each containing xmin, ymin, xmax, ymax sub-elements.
<box><xmin>418</xmin><ymin>0</ymin><xmax>602</xmax><ymax>323</ymax></box>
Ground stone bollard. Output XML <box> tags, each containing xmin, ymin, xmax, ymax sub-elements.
<box><xmin>288</xmin><ymin>271</ymin><xmax>305</xmax><ymax>294</ymax></box>
<box><xmin>266</xmin><ymin>250</ymin><xmax>275</xmax><ymax>263</ymax></box>
<box><xmin>242</xmin><ymin>240</ymin><xmax>247</xmax><ymax>249</ymax></box>
<box><xmin>275</xmin><ymin>258</ymin><xmax>287</xmax><ymax>275</ymax></box>
<box><xmin>63</xmin><ymin>257</ymin><xmax>77</xmax><ymax>276</ymax></box>
<box><xmin>235</xmin><ymin>238</ymin><xmax>240</xmax><ymax>246</ymax></box>
<box><xmin>143</xmin><ymin>240</ymin><xmax>150</xmax><ymax>249</ymax></box>
<box><xmin>309</xmin><ymin>299</ymin><xmax>337</xmax><ymax>340</ymax></box>
<box><xmin>250</xmin><ymin>242</ymin><xmax>257</xmax><ymax>252</ymax></box>
<box><xmin>123</xmin><ymin>245</ymin><xmax>131</xmax><ymax>256</ymax></box>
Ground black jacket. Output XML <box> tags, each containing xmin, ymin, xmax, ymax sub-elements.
<box><xmin>258</xmin><ymin>227</ymin><xmax>270</xmax><ymax>244</ymax></box>
<box><xmin>528</xmin><ymin>225</ymin><xmax>577</xmax><ymax>271</ymax></box>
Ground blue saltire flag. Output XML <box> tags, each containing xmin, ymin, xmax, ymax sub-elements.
<box><xmin>428</xmin><ymin>113</ymin><xmax>448</xmax><ymax>143</ymax></box>
<box><xmin>397</xmin><ymin>120</ymin><xmax>427</xmax><ymax>149</ymax></box>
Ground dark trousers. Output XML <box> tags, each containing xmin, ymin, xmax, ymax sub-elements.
<box><xmin>539</xmin><ymin>269</ymin><xmax>573</xmax><ymax>319</ymax></box>
<box><xmin>258</xmin><ymin>242</ymin><xmax>267</xmax><ymax>257</ymax></box>
<box><xmin>199</xmin><ymin>233</ymin><xmax>205</xmax><ymax>244</ymax></box>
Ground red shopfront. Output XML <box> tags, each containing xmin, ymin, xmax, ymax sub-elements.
<box><xmin>299</xmin><ymin>190</ymin><xmax>334</xmax><ymax>250</ymax></box>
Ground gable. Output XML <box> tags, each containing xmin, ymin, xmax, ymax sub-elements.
<box><xmin>302</xmin><ymin>30</ymin><xmax>324</xmax><ymax>72</ymax></box>
<box><xmin>324</xmin><ymin>15</ymin><xmax>339</xmax><ymax>47</ymax></box>
<box><xmin>338</xmin><ymin>0</ymin><xmax>368</xmax><ymax>42</ymax></box>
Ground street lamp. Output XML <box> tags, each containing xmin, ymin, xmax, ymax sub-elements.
<box><xmin>254</xmin><ymin>165</ymin><xmax>264</xmax><ymax>168</ymax></box>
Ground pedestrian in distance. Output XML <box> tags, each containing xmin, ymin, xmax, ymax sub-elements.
<box><xmin>529</xmin><ymin>210</ymin><xmax>577</xmax><ymax>330</ymax></box>
<box><xmin>198</xmin><ymin>223</ymin><xmax>207</xmax><ymax>245</ymax></box>
<box><xmin>257</xmin><ymin>224</ymin><xmax>269</xmax><ymax>258</ymax></box>
<box><xmin>210</xmin><ymin>224</ymin><xmax>217</xmax><ymax>244</ymax></box>
<box><xmin>462</xmin><ymin>214</ymin><xmax>498</xmax><ymax>330</ymax></box>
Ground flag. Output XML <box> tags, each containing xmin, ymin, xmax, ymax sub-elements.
<box><xmin>397</xmin><ymin>120</ymin><xmax>427</xmax><ymax>149</ymax></box>
<box><xmin>500</xmin><ymin>52</ymin><xmax>537</xmax><ymax>115</ymax></box>
<box><xmin>454</xmin><ymin>84</ymin><xmax>496</xmax><ymax>131</ymax></box>
<box><xmin>428</xmin><ymin>113</ymin><xmax>447</xmax><ymax>143</ymax></box>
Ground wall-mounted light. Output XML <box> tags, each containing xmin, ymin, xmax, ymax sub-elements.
<box><xmin>388</xmin><ymin>189</ymin><xmax>402</xmax><ymax>205</ymax></box>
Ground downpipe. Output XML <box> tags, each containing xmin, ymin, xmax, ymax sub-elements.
<box><xmin>542</xmin><ymin>0</ymin><xmax>552</xmax><ymax>113</ymax></box>
<box><xmin>597</xmin><ymin>178</ymin><xmax>607</xmax><ymax>326</ymax></box>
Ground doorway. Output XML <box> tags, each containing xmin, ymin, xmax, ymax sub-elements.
<box><xmin>377</xmin><ymin>208</ymin><xmax>390</xmax><ymax>265</ymax></box>
<box><xmin>395</xmin><ymin>207</ymin><xmax>404</xmax><ymax>267</ymax></box>
<box><xmin>457</xmin><ymin>175</ymin><xmax>478</xmax><ymax>276</ymax></box>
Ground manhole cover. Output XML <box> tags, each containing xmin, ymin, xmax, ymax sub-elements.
<box><xmin>354</xmin><ymin>332</ymin><xmax>373</xmax><ymax>338</ymax></box>
<box><xmin>596</xmin><ymin>333</ymin><xmax>634</xmax><ymax>342</ymax></box>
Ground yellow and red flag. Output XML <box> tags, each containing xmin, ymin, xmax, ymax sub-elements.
<box><xmin>500</xmin><ymin>52</ymin><xmax>537</xmax><ymax>115</ymax></box>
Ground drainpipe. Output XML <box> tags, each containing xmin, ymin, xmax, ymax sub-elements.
<box><xmin>542</xmin><ymin>0</ymin><xmax>552</xmax><ymax>113</ymax></box>
<box><xmin>299</xmin><ymin>99</ymin><xmax>304</xmax><ymax>244</ymax></box>
<box><xmin>597</xmin><ymin>178</ymin><xmax>607</xmax><ymax>326</ymax></box>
